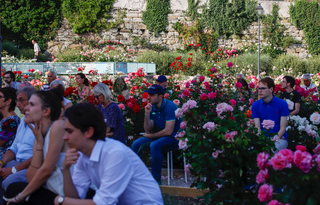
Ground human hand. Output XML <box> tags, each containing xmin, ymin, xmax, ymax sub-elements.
<box><xmin>106</xmin><ymin>132</ymin><xmax>114</xmax><ymax>137</ymax></box>
<box><xmin>0</xmin><ymin>167</ymin><xmax>12</xmax><ymax>179</ymax></box>
<box><xmin>25</xmin><ymin>118</ymin><xmax>43</xmax><ymax>144</ymax></box>
<box><xmin>144</xmin><ymin>103</ymin><xmax>152</xmax><ymax>115</ymax></box>
<box><xmin>63</xmin><ymin>148</ymin><xmax>80</xmax><ymax>170</ymax></box>
<box><xmin>6</xmin><ymin>193</ymin><xmax>25</xmax><ymax>204</ymax></box>
<box><xmin>143</xmin><ymin>133</ymin><xmax>153</xmax><ymax>139</ymax></box>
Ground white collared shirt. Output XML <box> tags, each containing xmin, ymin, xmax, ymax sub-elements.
<box><xmin>301</xmin><ymin>83</ymin><xmax>319</xmax><ymax>95</ymax></box>
<box><xmin>72</xmin><ymin>139</ymin><xmax>163</xmax><ymax>205</ymax></box>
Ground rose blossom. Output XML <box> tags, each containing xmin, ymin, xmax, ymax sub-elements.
<box><xmin>173</xmin><ymin>99</ymin><xmax>180</xmax><ymax>106</ymax></box>
<box><xmin>249</xmin><ymin>82</ymin><xmax>255</xmax><ymax>89</ymax></box>
<box><xmin>178</xmin><ymin>138</ymin><xmax>188</xmax><ymax>150</ymax></box>
<box><xmin>208</xmin><ymin>92</ymin><xmax>217</xmax><ymax>99</ymax></box>
<box><xmin>203</xmin><ymin>122</ymin><xmax>216</xmax><ymax>131</ymax></box>
<box><xmin>185</xmin><ymin>81</ymin><xmax>191</xmax><ymax>88</ymax></box>
<box><xmin>216</xmin><ymin>102</ymin><xmax>233</xmax><ymax>116</ymax></box>
<box><xmin>314</xmin><ymin>144</ymin><xmax>320</xmax><ymax>154</ymax></box>
<box><xmin>227</xmin><ymin>62</ymin><xmax>234</xmax><ymax>67</ymax></box>
<box><xmin>186</xmin><ymin>100</ymin><xmax>197</xmax><ymax>108</ymax></box>
<box><xmin>180</xmin><ymin>121</ymin><xmax>187</xmax><ymax>129</ymax></box>
<box><xmin>293</xmin><ymin>150</ymin><xmax>312</xmax><ymax>173</ymax></box>
<box><xmin>212</xmin><ymin>150</ymin><xmax>223</xmax><ymax>159</ymax></box>
<box><xmin>235</xmin><ymin>82</ymin><xmax>242</xmax><ymax>88</ymax></box>
<box><xmin>183</xmin><ymin>89</ymin><xmax>190</xmax><ymax>97</ymax></box>
<box><xmin>256</xmin><ymin>169</ymin><xmax>269</xmax><ymax>184</ymax></box>
<box><xmin>278</xmin><ymin>149</ymin><xmax>294</xmax><ymax>163</ymax></box>
<box><xmin>118</xmin><ymin>103</ymin><xmax>125</xmax><ymax>110</ymax></box>
<box><xmin>199</xmin><ymin>76</ymin><xmax>205</xmax><ymax>82</ymax></box>
<box><xmin>315</xmin><ymin>155</ymin><xmax>320</xmax><ymax>171</ymax></box>
<box><xmin>311</xmin><ymin>95</ymin><xmax>318</xmax><ymax>102</ymax></box>
<box><xmin>185</xmin><ymin>163</ymin><xmax>192</xmax><ymax>174</ymax></box>
<box><xmin>267</xmin><ymin>200</ymin><xmax>285</xmax><ymax>205</ymax></box>
<box><xmin>262</xmin><ymin>120</ymin><xmax>275</xmax><ymax>129</ymax></box>
<box><xmin>175</xmin><ymin>131</ymin><xmax>186</xmax><ymax>139</ymax></box>
<box><xmin>200</xmin><ymin>93</ymin><xmax>208</xmax><ymax>101</ymax></box>
<box><xmin>310</xmin><ymin>112</ymin><xmax>320</xmax><ymax>125</ymax></box>
<box><xmin>225</xmin><ymin>131</ymin><xmax>237</xmax><ymax>142</ymax></box>
<box><xmin>249</xmin><ymin>98</ymin><xmax>254</xmax><ymax>106</ymax></box>
<box><xmin>229</xmin><ymin>99</ymin><xmax>236</xmax><ymax>106</ymax></box>
<box><xmin>257</xmin><ymin>152</ymin><xmax>270</xmax><ymax>169</ymax></box>
<box><xmin>269</xmin><ymin>152</ymin><xmax>291</xmax><ymax>170</ymax></box>
<box><xmin>258</xmin><ymin>184</ymin><xmax>273</xmax><ymax>202</ymax></box>
<box><xmin>175</xmin><ymin>108</ymin><xmax>183</xmax><ymax>119</ymax></box>
<box><xmin>211</xmin><ymin>67</ymin><xmax>217</xmax><ymax>73</ymax></box>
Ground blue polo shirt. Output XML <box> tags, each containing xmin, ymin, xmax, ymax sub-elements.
<box><xmin>251</xmin><ymin>96</ymin><xmax>289</xmax><ymax>139</ymax></box>
<box><xmin>150</xmin><ymin>99</ymin><xmax>182</xmax><ymax>138</ymax></box>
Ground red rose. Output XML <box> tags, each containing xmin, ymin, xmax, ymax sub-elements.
<box><xmin>175</xmin><ymin>56</ymin><xmax>181</xmax><ymax>60</ymax></box>
<box><xmin>17</xmin><ymin>71</ymin><xmax>22</xmax><ymax>75</ymax></box>
<box><xmin>117</xmin><ymin>95</ymin><xmax>125</xmax><ymax>103</ymax></box>
<box><xmin>142</xmin><ymin>102</ymin><xmax>148</xmax><ymax>108</ymax></box>
<box><xmin>142</xmin><ymin>92</ymin><xmax>148</xmax><ymax>99</ymax></box>
<box><xmin>91</xmin><ymin>82</ymin><xmax>98</xmax><ymax>88</ymax></box>
<box><xmin>23</xmin><ymin>75</ymin><xmax>28</xmax><ymax>79</ymax></box>
<box><xmin>13</xmin><ymin>71</ymin><xmax>17</xmax><ymax>75</ymax></box>
<box><xmin>132</xmin><ymin>103</ymin><xmax>141</xmax><ymax>113</ymax></box>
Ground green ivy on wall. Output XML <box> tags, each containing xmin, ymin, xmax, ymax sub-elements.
<box><xmin>0</xmin><ymin>0</ymin><xmax>62</xmax><ymax>50</ymax></box>
<box><xmin>289</xmin><ymin>0</ymin><xmax>320</xmax><ymax>56</ymax></box>
<box><xmin>142</xmin><ymin>0</ymin><xmax>171</xmax><ymax>35</ymax></box>
<box><xmin>62</xmin><ymin>0</ymin><xmax>120</xmax><ymax>34</ymax></box>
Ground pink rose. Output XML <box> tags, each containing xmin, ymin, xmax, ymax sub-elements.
<box><xmin>175</xmin><ymin>108</ymin><xmax>183</xmax><ymax>119</ymax></box>
<box><xmin>262</xmin><ymin>120</ymin><xmax>275</xmax><ymax>129</ymax></box>
<box><xmin>180</xmin><ymin>121</ymin><xmax>187</xmax><ymax>129</ymax></box>
<box><xmin>229</xmin><ymin>99</ymin><xmax>237</xmax><ymax>106</ymax></box>
<box><xmin>311</xmin><ymin>95</ymin><xmax>318</xmax><ymax>102</ymax></box>
<box><xmin>185</xmin><ymin>82</ymin><xmax>191</xmax><ymax>88</ymax></box>
<box><xmin>208</xmin><ymin>92</ymin><xmax>217</xmax><ymax>99</ymax></box>
<box><xmin>310</xmin><ymin>112</ymin><xmax>320</xmax><ymax>125</ymax></box>
<box><xmin>278</xmin><ymin>149</ymin><xmax>294</xmax><ymax>163</ymax></box>
<box><xmin>118</xmin><ymin>103</ymin><xmax>125</xmax><ymax>110</ymax></box>
<box><xmin>257</xmin><ymin>152</ymin><xmax>270</xmax><ymax>169</ymax></box>
<box><xmin>235</xmin><ymin>82</ymin><xmax>242</xmax><ymax>89</ymax></box>
<box><xmin>269</xmin><ymin>152</ymin><xmax>291</xmax><ymax>170</ymax></box>
<box><xmin>126</xmin><ymin>101</ymin><xmax>134</xmax><ymax>109</ymax></box>
<box><xmin>315</xmin><ymin>155</ymin><xmax>320</xmax><ymax>171</ymax></box>
<box><xmin>225</xmin><ymin>131</ymin><xmax>237</xmax><ymax>142</ymax></box>
<box><xmin>203</xmin><ymin>122</ymin><xmax>216</xmax><ymax>131</ymax></box>
<box><xmin>199</xmin><ymin>76</ymin><xmax>205</xmax><ymax>82</ymax></box>
<box><xmin>293</xmin><ymin>150</ymin><xmax>312</xmax><ymax>173</ymax></box>
<box><xmin>200</xmin><ymin>93</ymin><xmax>208</xmax><ymax>101</ymax></box>
<box><xmin>256</xmin><ymin>169</ymin><xmax>269</xmax><ymax>184</ymax></box>
<box><xmin>183</xmin><ymin>89</ymin><xmax>190</xmax><ymax>97</ymax></box>
<box><xmin>212</xmin><ymin>150</ymin><xmax>223</xmax><ymax>159</ymax></box>
<box><xmin>186</xmin><ymin>100</ymin><xmax>197</xmax><ymax>108</ymax></box>
<box><xmin>227</xmin><ymin>62</ymin><xmax>234</xmax><ymax>68</ymax></box>
<box><xmin>314</xmin><ymin>144</ymin><xmax>320</xmax><ymax>154</ymax></box>
<box><xmin>185</xmin><ymin>163</ymin><xmax>192</xmax><ymax>174</ymax></box>
<box><xmin>296</xmin><ymin>145</ymin><xmax>307</xmax><ymax>152</ymax></box>
<box><xmin>178</xmin><ymin>139</ymin><xmax>188</xmax><ymax>150</ymax></box>
<box><xmin>249</xmin><ymin>98</ymin><xmax>255</xmax><ymax>106</ymax></box>
<box><xmin>173</xmin><ymin>99</ymin><xmax>180</xmax><ymax>106</ymax></box>
<box><xmin>249</xmin><ymin>82</ymin><xmax>255</xmax><ymax>89</ymax></box>
<box><xmin>211</xmin><ymin>67</ymin><xmax>217</xmax><ymax>73</ymax></box>
<box><xmin>258</xmin><ymin>184</ymin><xmax>273</xmax><ymax>202</ymax></box>
<box><xmin>267</xmin><ymin>200</ymin><xmax>283</xmax><ymax>205</ymax></box>
<box><xmin>216</xmin><ymin>102</ymin><xmax>233</xmax><ymax>116</ymax></box>
<box><xmin>175</xmin><ymin>131</ymin><xmax>186</xmax><ymax>139</ymax></box>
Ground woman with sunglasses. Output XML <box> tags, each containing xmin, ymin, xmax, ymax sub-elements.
<box><xmin>5</xmin><ymin>91</ymin><xmax>67</xmax><ymax>205</ymax></box>
<box><xmin>93</xmin><ymin>83</ymin><xmax>126</xmax><ymax>144</ymax></box>
<box><xmin>0</xmin><ymin>87</ymin><xmax>20</xmax><ymax>159</ymax></box>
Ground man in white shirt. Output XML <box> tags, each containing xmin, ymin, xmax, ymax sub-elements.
<box><xmin>41</xmin><ymin>71</ymin><xmax>57</xmax><ymax>91</ymax></box>
<box><xmin>32</xmin><ymin>39</ymin><xmax>41</xmax><ymax>62</ymax></box>
<box><xmin>55</xmin><ymin>103</ymin><xmax>163</xmax><ymax>205</ymax></box>
<box><xmin>301</xmin><ymin>73</ymin><xmax>319</xmax><ymax>95</ymax></box>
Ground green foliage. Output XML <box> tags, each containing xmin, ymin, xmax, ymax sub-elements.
<box><xmin>62</xmin><ymin>0</ymin><xmax>119</xmax><ymax>34</ymax></box>
<box><xmin>289</xmin><ymin>0</ymin><xmax>320</xmax><ymax>55</ymax></box>
<box><xmin>272</xmin><ymin>54</ymin><xmax>306</xmax><ymax>76</ymax></box>
<box><xmin>2</xmin><ymin>41</ymin><xmax>19</xmax><ymax>56</ymax></box>
<box><xmin>0</xmin><ymin>0</ymin><xmax>62</xmax><ymax>49</ymax></box>
<box><xmin>142</xmin><ymin>0</ymin><xmax>171</xmax><ymax>35</ymax></box>
<box><xmin>186</xmin><ymin>0</ymin><xmax>200</xmax><ymax>20</ymax></box>
<box><xmin>283</xmin><ymin>36</ymin><xmax>302</xmax><ymax>48</ymax></box>
<box><xmin>131</xmin><ymin>37</ymin><xmax>168</xmax><ymax>52</ymax></box>
<box><xmin>262</xmin><ymin>4</ymin><xmax>286</xmax><ymax>58</ymax></box>
<box><xmin>202</xmin><ymin>0</ymin><xmax>257</xmax><ymax>37</ymax></box>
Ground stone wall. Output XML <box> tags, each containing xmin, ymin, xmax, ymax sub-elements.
<box><xmin>47</xmin><ymin>0</ymin><xmax>311</xmax><ymax>58</ymax></box>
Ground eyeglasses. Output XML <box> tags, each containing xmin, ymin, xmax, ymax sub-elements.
<box><xmin>93</xmin><ymin>94</ymin><xmax>102</xmax><ymax>99</ymax></box>
<box><xmin>0</xmin><ymin>96</ymin><xmax>5</xmax><ymax>99</ymax></box>
<box><xmin>3</xmin><ymin>77</ymin><xmax>11</xmax><ymax>79</ymax></box>
<box><xmin>16</xmin><ymin>98</ymin><xmax>28</xmax><ymax>103</ymax></box>
<box><xmin>258</xmin><ymin>87</ymin><xmax>268</xmax><ymax>90</ymax></box>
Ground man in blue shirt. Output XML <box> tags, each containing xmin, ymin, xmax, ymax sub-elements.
<box><xmin>252</xmin><ymin>77</ymin><xmax>289</xmax><ymax>150</ymax></box>
<box><xmin>132</xmin><ymin>84</ymin><xmax>182</xmax><ymax>183</ymax></box>
<box><xmin>0</xmin><ymin>86</ymin><xmax>36</xmax><ymax>195</ymax></box>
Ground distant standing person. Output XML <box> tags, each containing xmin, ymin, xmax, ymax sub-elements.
<box><xmin>32</xmin><ymin>40</ymin><xmax>41</xmax><ymax>62</ymax></box>
<box><xmin>3</xmin><ymin>71</ymin><xmax>20</xmax><ymax>90</ymax></box>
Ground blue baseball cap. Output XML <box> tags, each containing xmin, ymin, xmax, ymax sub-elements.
<box><xmin>145</xmin><ymin>84</ymin><xmax>165</xmax><ymax>95</ymax></box>
<box><xmin>157</xmin><ymin>75</ymin><xmax>167</xmax><ymax>83</ymax></box>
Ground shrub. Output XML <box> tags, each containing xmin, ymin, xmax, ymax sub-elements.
<box><xmin>2</xmin><ymin>41</ymin><xmax>19</xmax><ymax>56</ymax></box>
<box><xmin>272</xmin><ymin>54</ymin><xmax>306</xmax><ymax>76</ymax></box>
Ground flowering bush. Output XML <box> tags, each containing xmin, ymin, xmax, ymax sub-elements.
<box><xmin>256</xmin><ymin>145</ymin><xmax>320</xmax><ymax>205</ymax></box>
<box><xmin>173</xmin><ymin>69</ymin><xmax>274</xmax><ymax>204</ymax></box>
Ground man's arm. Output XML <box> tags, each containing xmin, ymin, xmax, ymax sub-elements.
<box><xmin>290</xmin><ymin>103</ymin><xmax>300</xmax><ymax>116</ymax></box>
<box><xmin>144</xmin><ymin>103</ymin><xmax>154</xmax><ymax>133</ymax></box>
<box><xmin>144</xmin><ymin>120</ymin><xmax>175</xmax><ymax>139</ymax></box>
<box><xmin>0</xmin><ymin>150</ymin><xmax>16</xmax><ymax>167</ymax></box>
<box><xmin>62</xmin><ymin>149</ymin><xmax>81</xmax><ymax>198</ymax></box>
<box><xmin>277</xmin><ymin>116</ymin><xmax>288</xmax><ymax>138</ymax></box>
<box><xmin>54</xmin><ymin>197</ymin><xmax>95</xmax><ymax>205</ymax></box>
<box><xmin>253</xmin><ymin>118</ymin><xmax>261</xmax><ymax>134</ymax></box>
<box><xmin>0</xmin><ymin>157</ymin><xmax>32</xmax><ymax>179</ymax></box>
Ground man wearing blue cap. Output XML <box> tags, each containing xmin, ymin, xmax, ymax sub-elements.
<box><xmin>156</xmin><ymin>75</ymin><xmax>168</xmax><ymax>89</ymax></box>
<box><xmin>131</xmin><ymin>84</ymin><xmax>181</xmax><ymax>184</ymax></box>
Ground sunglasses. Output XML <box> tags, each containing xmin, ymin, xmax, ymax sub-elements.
<box><xmin>258</xmin><ymin>87</ymin><xmax>268</xmax><ymax>90</ymax></box>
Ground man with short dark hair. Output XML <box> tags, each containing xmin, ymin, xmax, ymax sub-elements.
<box><xmin>3</xmin><ymin>71</ymin><xmax>20</xmax><ymax>90</ymax></box>
<box><xmin>280</xmin><ymin>76</ymin><xmax>301</xmax><ymax>116</ymax></box>
<box><xmin>156</xmin><ymin>75</ymin><xmax>168</xmax><ymax>89</ymax></box>
<box><xmin>252</xmin><ymin>77</ymin><xmax>289</xmax><ymax>150</ymax></box>
<box><xmin>41</xmin><ymin>71</ymin><xmax>57</xmax><ymax>91</ymax></box>
<box><xmin>132</xmin><ymin>84</ymin><xmax>182</xmax><ymax>183</ymax></box>
<box><xmin>55</xmin><ymin>103</ymin><xmax>163</xmax><ymax>205</ymax></box>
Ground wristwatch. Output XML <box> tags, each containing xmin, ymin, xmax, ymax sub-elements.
<box><xmin>11</xmin><ymin>166</ymin><xmax>17</xmax><ymax>174</ymax></box>
<box><xmin>58</xmin><ymin>196</ymin><xmax>64</xmax><ymax>205</ymax></box>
